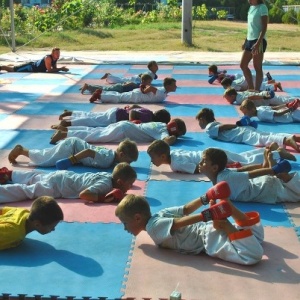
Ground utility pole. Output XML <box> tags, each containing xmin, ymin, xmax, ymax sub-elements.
<box><xmin>181</xmin><ymin>0</ymin><xmax>192</xmax><ymax>46</ymax></box>
<box><xmin>10</xmin><ymin>0</ymin><xmax>16</xmax><ymax>52</ymax></box>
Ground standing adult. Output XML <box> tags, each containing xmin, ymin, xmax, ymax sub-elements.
<box><xmin>0</xmin><ymin>47</ymin><xmax>69</xmax><ymax>73</ymax></box>
<box><xmin>240</xmin><ymin>0</ymin><xmax>268</xmax><ymax>91</ymax></box>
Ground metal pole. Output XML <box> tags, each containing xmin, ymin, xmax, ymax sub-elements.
<box><xmin>9</xmin><ymin>0</ymin><xmax>16</xmax><ymax>52</ymax></box>
<box><xmin>181</xmin><ymin>0</ymin><xmax>192</xmax><ymax>46</ymax></box>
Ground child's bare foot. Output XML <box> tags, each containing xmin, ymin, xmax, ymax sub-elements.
<box><xmin>274</xmin><ymin>82</ymin><xmax>283</xmax><ymax>92</ymax></box>
<box><xmin>277</xmin><ymin>147</ymin><xmax>296</xmax><ymax>161</ymax></box>
<box><xmin>100</xmin><ymin>73</ymin><xmax>110</xmax><ymax>80</ymax></box>
<box><xmin>79</xmin><ymin>83</ymin><xmax>89</xmax><ymax>94</ymax></box>
<box><xmin>8</xmin><ymin>145</ymin><xmax>24</xmax><ymax>164</ymax></box>
<box><xmin>268</xmin><ymin>142</ymin><xmax>279</xmax><ymax>151</ymax></box>
<box><xmin>89</xmin><ymin>89</ymin><xmax>102</xmax><ymax>103</ymax></box>
<box><xmin>262</xmin><ymin>148</ymin><xmax>271</xmax><ymax>168</ymax></box>
<box><xmin>51</xmin><ymin>124</ymin><xmax>67</xmax><ymax>130</ymax></box>
<box><xmin>59</xmin><ymin>110</ymin><xmax>72</xmax><ymax>120</ymax></box>
<box><xmin>50</xmin><ymin>130</ymin><xmax>65</xmax><ymax>145</ymax></box>
<box><xmin>284</xmin><ymin>136</ymin><xmax>300</xmax><ymax>152</ymax></box>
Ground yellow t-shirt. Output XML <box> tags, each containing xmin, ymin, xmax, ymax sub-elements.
<box><xmin>0</xmin><ymin>207</ymin><xmax>29</xmax><ymax>250</ymax></box>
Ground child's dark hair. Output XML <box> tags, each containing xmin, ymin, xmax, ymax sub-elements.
<box><xmin>195</xmin><ymin>108</ymin><xmax>216</xmax><ymax>123</ymax></box>
<box><xmin>147</xmin><ymin>139</ymin><xmax>171</xmax><ymax>156</ymax></box>
<box><xmin>112</xmin><ymin>162</ymin><xmax>137</xmax><ymax>182</ymax></box>
<box><xmin>28</xmin><ymin>196</ymin><xmax>63</xmax><ymax>225</ymax></box>
<box><xmin>221</xmin><ymin>77</ymin><xmax>233</xmax><ymax>88</ymax></box>
<box><xmin>208</xmin><ymin>64</ymin><xmax>218</xmax><ymax>74</ymax></box>
<box><xmin>141</xmin><ymin>73</ymin><xmax>153</xmax><ymax>82</ymax></box>
<box><xmin>172</xmin><ymin>118</ymin><xmax>187</xmax><ymax>136</ymax></box>
<box><xmin>118</xmin><ymin>138</ymin><xmax>139</xmax><ymax>162</ymax></box>
<box><xmin>163</xmin><ymin>77</ymin><xmax>176</xmax><ymax>88</ymax></box>
<box><xmin>203</xmin><ymin>148</ymin><xmax>228</xmax><ymax>172</ymax></box>
<box><xmin>153</xmin><ymin>109</ymin><xmax>171</xmax><ymax>123</ymax></box>
<box><xmin>115</xmin><ymin>194</ymin><xmax>151</xmax><ymax>219</ymax></box>
<box><xmin>224</xmin><ymin>87</ymin><xmax>238</xmax><ymax>97</ymax></box>
<box><xmin>147</xmin><ymin>60</ymin><xmax>157</xmax><ymax>69</ymax></box>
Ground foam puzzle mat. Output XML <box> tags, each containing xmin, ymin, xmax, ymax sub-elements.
<box><xmin>0</xmin><ymin>62</ymin><xmax>300</xmax><ymax>300</ymax></box>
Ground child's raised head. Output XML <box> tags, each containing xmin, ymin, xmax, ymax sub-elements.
<box><xmin>147</xmin><ymin>60</ymin><xmax>158</xmax><ymax>73</ymax></box>
<box><xmin>140</xmin><ymin>73</ymin><xmax>153</xmax><ymax>85</ymax></box>
<box><xmin>116</xmin><ymin>138</ymin><xmax>139</xmax><ymax>164</ymax></box>
<box><xmin>28</xmin><ymin>196</ymin><xmax>63</xmax><ymax>234</ymax></box>
<box><xmin>195</xmin><ymin>108</ymin><xmax>215</xmax><ymax>129</ymax></box>
<box><xmin>112</xmin><ymin>162</ymin><xmax>137</xmax><ymax>193</ymax></box>
<box><xmin>115</xmin><ymin>194</ymin><xmax>151</xmax><ymax>236</ymax></box>
<box><xmin>163</xmin><ymin>77</ymin><xmax>177</xmax><ymax>92</ymax></box>
<box><xmin>208</xmin><ymin>64</ymin><xmax>218</xmax><ymax>75</ymax></box>
<box><xmin>240</xmin><ymin>99</ymin><xmax>257</xmax><ymax>117</ymax></box>
<box><xmin>147</xmin><ymin>139</ymin><xmax>171</xmax><ymax>166</ymax></box>
<box><xmin>199</xmin><ymin>148</ymin><xmax>228</xmax><ymax>178</ymax></box>
<box><xmin>167</xmin><ymin>118</ymin><xmax>186</xmax><ymax>137</ymax></box>
<box><xmin>152</xmin><ymin>109</ymin><xmax>171</xmax><ymax>124</ymax></box>
<box><xmin>223</xmin><ymin>87</ymin><xmax>237</xmax><ymax>104</ymax></box>
<box><xmin>221</xmin><ymin>77</ymin><xmax>233</xmax><ymax>89</ymax></box>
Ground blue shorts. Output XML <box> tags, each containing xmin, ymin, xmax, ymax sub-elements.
<box><xmin>244</xmin><ymin>39</ymin><xmax>267</xmax><ymax>53</ymax></box>
<box><xmin>14</xmin><ymin>62</ymin><xmax>34</xmax><ymax>72</ymax></box>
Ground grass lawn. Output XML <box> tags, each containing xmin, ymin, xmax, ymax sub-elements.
<box><xmin>0</xmin><ymin>21</ymin><xmax>299</xmax><ymax>54</ymax></box>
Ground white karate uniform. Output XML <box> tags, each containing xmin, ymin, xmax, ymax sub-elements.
<box><xmin>100</xmin><ymin>87</ymin><xmax>167</xmax><ymax>104</ymax></box>
<box><xmin>0</xmin><ymin>170</ymin><xmax>113</xmax><ymax>203</ymax></box>
<box><xmin>71</xmin><ymin>108</ymin><xmax>118</xmax><ymax>127</ymax></box>
<box><xmin>231</xmin><ymin>74</ymin><xmax>269</xmax><ymax>91</ymax></box>
<box><xmin>256</xmin><ymin>106</ymin><xmax>300</xmax><ymax>123</ymax></box>
<box><xmin>235</xmin><ymin>91</ymin><xmax>294</xmax><ymax>106</ymax></box>
<box><xmin>146</xmin><ymin>206</ymin><xmax>264</xmax><ymax>265</ymax></box>
<box><xmin>217</xmin><ymin>169</ymin><xmax>300</xmax><ymax>203</ymax></box>
<box><xmin>206</xmin><ymin>121</ymin><xmax>292</xmax><ymax>147</ymax></box>
<box><xmin>28</xmin><ymin>137</ymin><xmax>115</xmax><ymax>168</ymax></box>
<box><xmin>169</xmin><ymin>148</ymin><xmax>279</xmax><ymax>174</ymax></box>
<box><xmin>67</xmin><ymin>121</ymin><xmax>169</xmax><ymax>143</ymax></box>
<box><xmin>106</xmin><ymin>70</ymin><xmax>156</xmax><ymax>84</ymax></box>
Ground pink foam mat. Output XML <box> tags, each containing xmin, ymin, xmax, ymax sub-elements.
<box><xmin>167</xmin><ymin>94</ymin><xmax>225</xmax><ymax>104</ymax></box>
<box><xmin>122</xmin><ymin>227</ymin><xmax>300</xmax><ymax>300</ymax></box>
<box><xmin>0</xmin><ymin>101</ymin><xmax>28</xmax><ymax>114</ymax></box>
<box><xmin>2</xmin><ymin>180</ymin><xmax>146</xmax><ymax>223</ymax></box>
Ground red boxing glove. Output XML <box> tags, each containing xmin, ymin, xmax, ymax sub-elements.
<box><xmin>104</xmin><ymin>188</ymin><xmax>124</xmax><ymax>203</ymax></box>
<box><xmin>201</xmin><ymin>200</ymin><xmax>232</xmax><ymax>222</ymax></box>
<box><xmin>200</xmin><ymin>181</ymin><xmax>231</xmax><ymax>205</ymax></box>
<box><xmin>131</xmin><ymin>119</ymin><xmax>141</xmax><ymax>124</ymax></box>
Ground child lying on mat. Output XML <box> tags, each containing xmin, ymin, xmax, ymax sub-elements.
<box><xmin>0</xmin><ymin>196</ymin><xmax>63</xmax><ymax>250</ymax></box>
<box><xmin>8</xmin><ymin>137</ymin><xmax>138</xmax><ymax>170</ymax></box>
<box><xmin>220</xmin><ymin>71</ymin><xmax>283</xmax><ymax>92</ymax></box>
<box><xmin>239</xmin><ymin>99</ymin><xmax>300</xmax><ymax>123</ymax></box>
<box><xmin>53</xmin><ymin>105</ymin><xmax>170</xmax><ymax>128</ymax></box>
<box><xmin>100</xmin><ymin>60</ymin><xmax>159</xmax><ymax>84</ymax></box>
<box><xmin>199</xmin><ymin>147</ymin><xmax>300</xmax><ymax>203</ymax></box>
<box><xmin>80</xmin><ymin>73</ymin><xmax>153</xmax><ymax>96</ymax></box>
<box><xmin>88</xmin><ymin>77</ymin><xmax>177</xmax><ymax>104</ymax></box>
<box><xmin>115</xmin><ymin>182</ymin><xmax>264</xmax><ymax>265</ymax></box>
<box><xmin>223</xmin><ymin>87</ymin><xmax>295</xmax><ymax>106</ymax></box>
<box><xmin>50</xmin><ymin>119</ymin><xmax>186</xmax><ymax>146</ymax></box>
<box><xmin>146</xmin><ymin>140</ymin><xmax>296</xmax><ymax>174</ymax></box>
<box><xmin>0</xmin><ymin>163</ymin><xmax>136</xmax><ymax>204</ymax></box>
<box><xmin>196</xmin><ymin>108</ymin><xmax>300</xmax><ymax>152</ymax></box>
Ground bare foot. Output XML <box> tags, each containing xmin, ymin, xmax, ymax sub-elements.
<box><xmin>50</xmin><ymin>130</ymin><xmax>66</xmax><ymax>145</ymax></box>
<box><xmin>277</xmin><ymin>147</ymin><xmax>296</xmax><ymax>161</ymax></box>
<box><xmin>268</xmin><ymin>142</ymin><xmax>279</xmax><ymax>151</ymax></box>
<box><xmin>100</xmin><ymin>72</ymin><xmax>110</xmax><ymax>80</ymax></box>
<box><xmin>262</xmin><ymin>148</ymin><xmax>270</xmax><ymax>168</ymax></box>
<box><xmin>59</xmin><ymin>110</ymin><xmax>72</xmax><ymax>120</ymax></box>
<box><xmin>284</xmin><ymin>136</ymin><xmax>300</xmax><ymax>152</ymax></box>
<box><xmin>51</xmin><ymin>124</ymin><xmax>67</xmax><ymax>130</ymax></box>
<box><xmin>79</xmin><ymin>83</ymin><xmax>89</xmax><ymax>94</ymax></box>
<box><xmin>8</xmin><ymin>145</ymin><xmax>23</xmax><ymax>164</ymax></box>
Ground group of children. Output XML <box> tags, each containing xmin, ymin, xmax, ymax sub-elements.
<box><xmin>1</xmin><ymin>60</ymin><xmax>300</xmax><ymax>268</ymax></box>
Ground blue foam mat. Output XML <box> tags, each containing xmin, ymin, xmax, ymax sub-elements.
<box><xmin>0</xmin><ymin>222</ymin><xmax>132</xmax><ymax>298</ymax></box>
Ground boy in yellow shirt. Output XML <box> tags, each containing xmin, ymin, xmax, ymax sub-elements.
<box><xmin>0</xmin><ymin>196</ymin><xmax>63</xmax><ymax>250</ymax></box>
